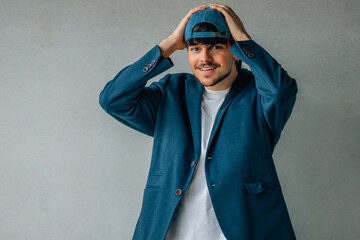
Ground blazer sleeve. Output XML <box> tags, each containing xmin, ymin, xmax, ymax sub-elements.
<box><xmin>99</xmin><ymin>46</ymin><xmax>174</xmax><ymax>137</ymax></box>
<box><xmin>230</xmin><ymin>40</ymin><xmax>297</xmax><ymax>145</ymax></box>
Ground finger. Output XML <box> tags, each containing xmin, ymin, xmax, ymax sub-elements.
<box><xmin>176</xmin><ymin>5</ymin><xmax>208</xmax><ymax>35</ymax></box>
<box><xmin>209</xmin><ymin>3</ymin><xmax>239</xmax><ymax>20</ymax></box>
<box><xmin>182</xmin><ymin>5</ymin><xmax>208</xmax><ymax>23</ymax></box>
<box><xmin>209</xmin><ymin>4</ymin><xmax>232</xmax><ymax>15</ymax></box>
<box><xmin>210</xmin><ymin>4</ymin><xmax>243</xmax><ymax>26</ymax></box>
<box><xmin>189</xmin><ymin>5</ymin><xmax>208</xmax><ymax>15</ymax></box>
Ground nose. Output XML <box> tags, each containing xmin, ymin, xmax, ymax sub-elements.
<box><xmin>199</xmin><ymin>48</ymin><xmax>212</xmax><ymax>63</ymax></box>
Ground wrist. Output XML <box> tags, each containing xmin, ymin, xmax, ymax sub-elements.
<box><xmin>233</xmin><ymin>33</ymin><xmax>252</xmax><ymax>41</ymax></box>
<box><xmin>159</xmin><ymin>34</ymin><xmax>187</xmax><ymax>58</ymax></box>
<box><xmin>158</xmin><ymin>37</ymin><xmax>178</xmax><ymax>58</ymax></box>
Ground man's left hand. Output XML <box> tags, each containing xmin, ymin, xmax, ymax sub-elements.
<box><xmin>209</xmin><ymin>3</ymin><xmax>252</xmax><ymax>41</ymax></box>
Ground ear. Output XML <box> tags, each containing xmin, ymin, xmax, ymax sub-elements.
<box><xmin>233</xmin><ymin>56</ymin><xmax>239</xmax><ymax>61</ymax></box>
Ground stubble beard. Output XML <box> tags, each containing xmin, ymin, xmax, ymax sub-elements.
<box><xmin>197</xmin><ymin>64</ymin><xmax>233</xmax><ymax>87</ymax></box>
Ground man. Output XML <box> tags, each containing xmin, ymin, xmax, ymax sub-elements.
<box><xmin>99</xmin><ymin>3</ymin><xmax>297</xmax><ymax>240</ymax></box>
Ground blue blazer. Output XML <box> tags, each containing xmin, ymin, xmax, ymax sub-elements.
<box><xmin>99</xmin><ymin>40</ymin><xmax>297</xmax><ymax>240</ymax></box>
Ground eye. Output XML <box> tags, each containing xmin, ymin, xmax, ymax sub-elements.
<box><xmin>190</xmin><ymin>47</ymin><xmax>199</xmax><ymax>51</ymax></box>
<box><xmin>212</xmin><ymin>45</ymin><xmax>223</xmax><ymax>50</ymax></box>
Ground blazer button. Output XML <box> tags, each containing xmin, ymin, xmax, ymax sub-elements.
<box><xmin>175</xmin><ymin>189</ymin><xmax>183</xmax><ymax>196</ymax></box>
<box><xmin>244</xmin><ymin>49</ymin><xmax>255</xmax><ymax>58</ymax></box>
<box><xmin>151</xmin><ymin>60</ymin><xmax>156</xmax><ymax>64</ymax></box>
<box><xmin>143</xmin><ymin>67</ymin><xmax>148</xmax><ymax>72</ymax></box>
<box><xmin>191</xmin><ymin>161</ymin><xmax>196</xmax><ymax>167</ymax></box>
<box><xmin>247</xmin><ymin>52</ymin><xmax>255</xmax><ymax>58</ymax></box>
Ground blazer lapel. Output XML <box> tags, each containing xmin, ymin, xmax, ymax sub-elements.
<box><xmin>206</xmin><ymin>72</ymin><xmax>252</xmax><ymax>152</ymax></box>
<box><xmin>185</xmin><ymin>76</ymin><xmax>203</xmax><ymax>158</ymax></box>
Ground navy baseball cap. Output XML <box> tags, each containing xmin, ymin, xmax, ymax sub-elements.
<box><xmin>184</xmin><ymin>7</ymin><xmax>233</xmax><ymax>41</ymax></box>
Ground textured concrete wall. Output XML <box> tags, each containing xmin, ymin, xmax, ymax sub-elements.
<box><xmin>1</xmin><ymin>0</ymin><xmax>359</xmax><ymax>239</ymax></box>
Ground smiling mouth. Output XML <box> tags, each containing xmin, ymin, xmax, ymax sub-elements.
<box><xmin>197</xmin><ymin>66</ymin><xmax>217</xmax><ymax>71</ymax></box>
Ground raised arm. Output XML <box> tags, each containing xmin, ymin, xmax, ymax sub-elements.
<box><xmin>99</xmin><ymin>5</ymin><xmax>208</xmax><ymax>136</ymax></box>
<box><xmin>99</xmin><ymin>46</ymin><xmax>173</xmax><ymax>136</ymax></box>
<box><xmin>210</xmin><ymin>3</ymin><xmax>297</xmax><ymax>143</ymax></box>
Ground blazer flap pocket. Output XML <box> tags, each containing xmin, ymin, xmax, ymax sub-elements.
<box><xmin>244</xmin><ymin>182</ymin><xmax>281</xmax><ymax>194</ymax></box>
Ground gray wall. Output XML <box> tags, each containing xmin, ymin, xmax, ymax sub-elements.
<box><xmin>1</xmin><ymin>0</ymin><xmax>359</xmax><ymax>239</ymax></box>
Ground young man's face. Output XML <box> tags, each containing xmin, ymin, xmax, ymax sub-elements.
<box><xmin>187</xmin><ymin>41</ymin><xmax>238</xmax><ymax>90</ymax></box>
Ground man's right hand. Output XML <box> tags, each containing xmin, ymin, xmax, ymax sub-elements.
<box><xmin>158</xmin><ymin>5</ymin><xmax>208</xmax><ymax>58</ymax></box>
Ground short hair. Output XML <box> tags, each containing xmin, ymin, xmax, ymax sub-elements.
<box><xmin>186</xmin><ymin>22</ymin><xmax>242</xmax><ymax>70</ymax></box>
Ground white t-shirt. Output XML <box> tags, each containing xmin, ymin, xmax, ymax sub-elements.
<box><xmin>165</xmin><ymin>86</ymin><xmax>230</xmax><ymax>240</ymax></box>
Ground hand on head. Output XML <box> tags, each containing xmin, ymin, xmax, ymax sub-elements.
<box><xmin>158</xmin><ymin>4</ymin><xmax>251</xmax><ymax>58</ymax></box>
<box><xmin>208</xmin><ymin>3</ymin><xmax>251</xmax><ymax>41</ymax></box>
<box><xmin>158</xmin><ymin>5</ymin><xmax>208</xmax><ymax>58</ymax></box>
